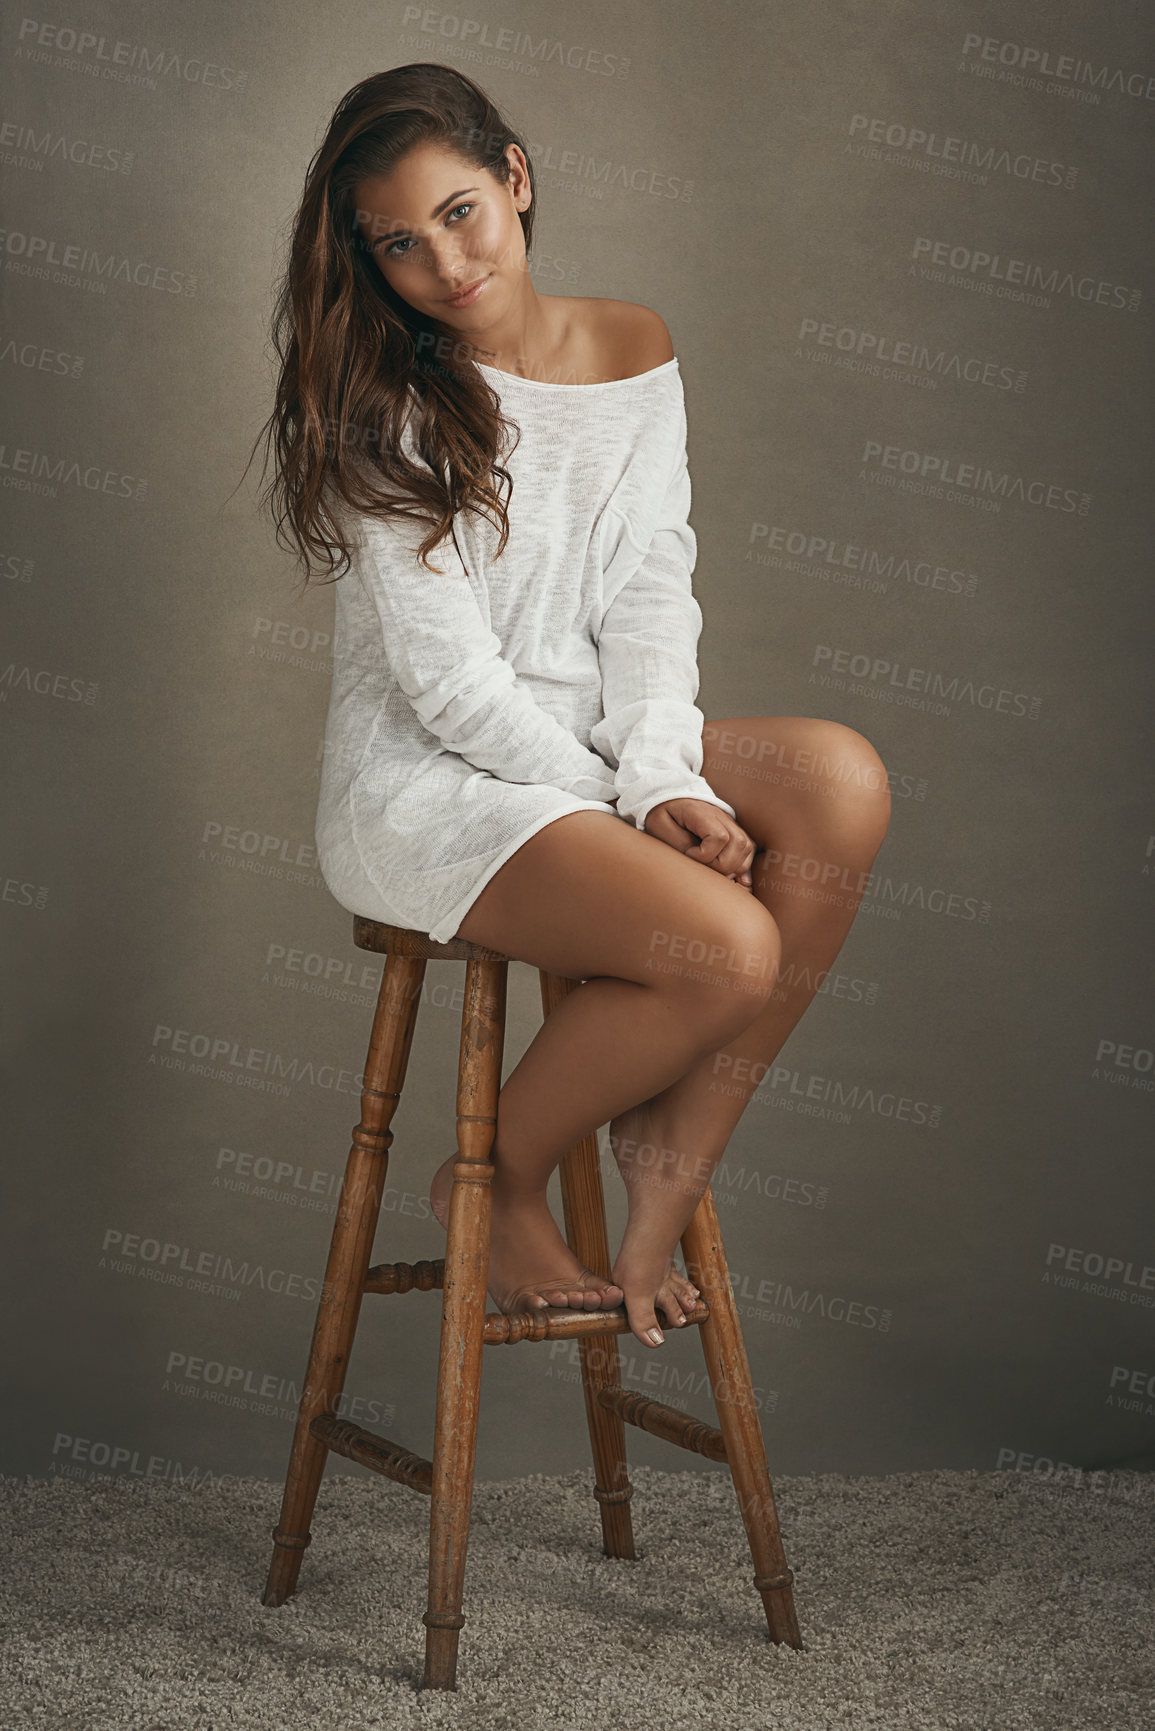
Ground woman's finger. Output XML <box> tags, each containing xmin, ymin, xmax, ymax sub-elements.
<box><xmin>645</xmin><ymin>800</ymin><xmax>757</xmax><ymax>882</ymax></box>
<box><xmin>682</xmin><ymin>827</ymin><xmax>731</xmax><ymax>869</ymax></box>
<box><xmin>684</xmin><ymin>819</ymin><xmax>755</xmax><ymax>880</ymax></box>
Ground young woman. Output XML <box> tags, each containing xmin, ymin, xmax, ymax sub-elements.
<box><xmin>256</xmin><ymin>63</ymin><xmax>891</xmax><ymax>1351</ymax></box>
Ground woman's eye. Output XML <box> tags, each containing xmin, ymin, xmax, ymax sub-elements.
<box><xmin>384</xmin><ymin>203</ymin><xmax>473</xmax><ymax>258</ymax></box>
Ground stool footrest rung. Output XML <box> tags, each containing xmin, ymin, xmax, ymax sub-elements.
<box><xmin>364</xmin><ymin>1258</ymin><xmax>445</xmax><ymax>1294</ymax></box>
<box><xmin>483</xmin><ymin>1299</ymin><xmax>710</xmax><ymax>1345</ymax></box>
<box><xmin>596</xmin><ymin>1387</ymin><xmax>729</xmax><ymax>1462</ymax></box>
<box><xmin>309</xmin><ymin>1415</ymin><xmax>433</xmax><ymax>1494</ymax></box>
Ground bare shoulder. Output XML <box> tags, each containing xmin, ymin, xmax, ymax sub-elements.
<box><xmin>596</xmin><ymin>299</ymin><xmax>675</xmax><ymax>377</ymax></box>
<box><xmin>552</xmin><ymin>295</ymin><xmax>675</xmax><ymax>381</ymax></box>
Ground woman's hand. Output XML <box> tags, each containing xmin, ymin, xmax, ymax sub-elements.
<box><xmin>643</xmin><ymin>797</ymin><xmax>756</xmax><ymax>888</ymax></box>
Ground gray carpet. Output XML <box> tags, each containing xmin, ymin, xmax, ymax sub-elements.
<box><xmin>1</xmin><ymin>1464</ymin><xmax>1152</xmax><ymax>1729</ymax></box>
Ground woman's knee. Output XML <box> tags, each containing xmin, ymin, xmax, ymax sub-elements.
<box><xmin>798</xmin><ymin>719</ymin><xmax>889</xmax><ymax>799</ymax></box>
<box><xmin>708</xmin><ymin>715</ymin><xmax>891</xmax><ymax>853</ymax></box>
<box><xmin>795</xmin><ymin>719</ymin><xmax>892</xmax><ymax>850</ymax></box>
<box><xmin>654</xmin><ymin>895</ymin><xmax>782</xmax><ymax>1040</ymax></box>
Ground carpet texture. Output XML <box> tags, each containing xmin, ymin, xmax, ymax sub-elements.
<box><xmin>1</xmin><ymin>1464</ymin><xmax>1152</xmax><ymax>1729</ymax></box>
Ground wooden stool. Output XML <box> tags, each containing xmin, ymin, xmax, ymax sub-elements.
<box><xmin>262</xmin><ymin>917</ymin><xmax>802</xmax><ymax>1689</ymax></box>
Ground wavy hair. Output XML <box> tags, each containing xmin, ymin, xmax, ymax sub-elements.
<box><xmin>245</xmin><ymin>62</ymin><xmax>536</xmax><ymax>585</ymax></box>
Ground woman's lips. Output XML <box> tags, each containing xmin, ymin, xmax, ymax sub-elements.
<box><xmin>444</xmin><ymin>275</ymin><xmax>489</xmax><ymax>308</ymax></box>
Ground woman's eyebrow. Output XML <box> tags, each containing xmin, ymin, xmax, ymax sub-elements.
<box><xmin>370</xmin><ymin>186</ymin><xmax>481</xmax><ymax>248</ymax></box>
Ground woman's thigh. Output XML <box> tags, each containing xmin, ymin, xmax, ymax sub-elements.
<box><xmin>455</xmin><ymin>809</ymin><xmax>779</xmax><ymax>1006</ymax></box>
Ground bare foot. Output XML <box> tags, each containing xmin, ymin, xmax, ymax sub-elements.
<box><xmin>611</xmin><ymin>1227</ymin><xmax>702</xmax><ymax>1347</ymax></box>
<box><xmin>429</xmin><ymin>1154</ymin><xmax>625</xmax><ymax>1316</ymax></box>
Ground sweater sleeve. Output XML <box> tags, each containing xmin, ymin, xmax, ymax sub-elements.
<box><xmin>587</xmin><ymin>422</ymin><xmax>738</xmax><ymax>832</ymax></box>
<box><xmin>343</xmin><ymin>498</ymin><xmax>619</xmax><ymax>804</ymax></box>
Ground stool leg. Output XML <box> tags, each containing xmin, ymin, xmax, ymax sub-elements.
<box><xmin>540</xmin><ymin>970</ymin><xmax>636</xmax><ymax>1560</ymax></box>
<box><xmin>422</xmin><ymin>956</ymin><xmax>507</xmax><ymax>1691</ymax></box>
<box><xmin>263</xmin><ymin>951</ymin><xmax>426</xmax><ymax>1607</ymax></box>
<box><xmin>681</xmin><ymin>1186</ymin><xmax>803</xmax><ymax>1648</ymax></box>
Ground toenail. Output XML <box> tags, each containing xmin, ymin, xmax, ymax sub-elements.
<box><xmin>646</xmin><ymin>1327</ymin><xmax>663</xmax><ymax>1345</ymax></box>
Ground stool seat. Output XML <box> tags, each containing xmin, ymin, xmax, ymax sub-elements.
<box><xmin>353</xmin><ymin>915</ymin><xmax>508</xmax><ymax>964</ymax></box>
<box><xmin>262</xmin><ymin>916</ymin><xmax>802</xmax><ymax>1690</ymax></box>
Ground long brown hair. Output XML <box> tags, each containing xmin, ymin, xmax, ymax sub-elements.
<box><xmin>246</xmin><ymin>63</ymin><xmax>537</xmax><ymax>586</ymax></box>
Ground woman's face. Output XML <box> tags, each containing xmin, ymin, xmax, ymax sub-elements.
<box><xmin>353</xmin><ymin>139</ymin><xmax>531</xmax><ymax>328</ymax></box>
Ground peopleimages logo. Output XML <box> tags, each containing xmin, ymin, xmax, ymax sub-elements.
<box><xmin>1042</xmin><ymin>1242</ymin><xmax>1155</xmax><ymax>1308</ymax></box>
<box><xmin>0</xmin><ymin>664</ymin><xmax>99</xmax><ymax>704</ymax></box>
<box><xmin>400</xmin><ymin>7</ymin><xmax>631</xmax><ymax>78</ymax></box>
<box><xmin>810</xmin><ymin>644</ymin><xmax>1042</xmax><ymax>722</ymax></box>
<box><xmin>747</xmin><ymin>521</ymin><xmax>979</xmax><ymax>598</ymax></box>
<box><xmin>0</xmin><ymin>119</ymin><xmax>134</xmax><ymax>173</ymax></box>
<box><xmin>100</xmin><ymin>1228</ymin><xmax>322</xmax><ymax>1303</ymax></box>
<box><xmin>729</xmin><ymin>1057</ymin><xmax>942</xmax><ymax>1129</ymax></box>
<box><xmin>522</xmin><ymin>133</ymin><xmax>693</xmax><ymax>200</ymax></box>
<box><xmin>860</xmin><ymin>438</ymin><xmax>1090</xmax><ymax>514</ymax></box>
<box><xmin>910</xmin><ymin>236</ymin><xmax>1140</xmax><ymax>312</ymax></box>
<box><xmin>0</xmin><ymin>225</ymin><xmax>196</xmax><ymax>295</ymax></box>
<box><xmin>727</xmin><ymin>1266</ymin><xmax>893</xmax><ymax>1334</ymax></box>
<box><xmin>0</xmin><ymin>440</ymin><xmax>146</xmax><ymax>500</ymax></box>
<box><xmin>846</xmin><ymin>112</ymin><xmax>1078</xmax><ymax>190</ymax></box>
<box><xmin>50</xmin><ymin>1433</ymin><xmax>238</xmax><ymax>1489</ymax></box>
<box><xmin>958</xmin><ymin>34</ymin><xmax>1155</xmax><ymax>104</ymax></box>
<box><xmin>15</xmin><ymin>19</ymin><xmax>249</xmax><ymax>92</ymax></box>
<box><xmin>798</xmin><ymin>316</ymin><xmax>1026</xmax><ymax>393</ymax></box>
<box><xmin>148</xmin><ymin>1023</ymin><xmax>364</xmax><ymax>1099</ymax></box>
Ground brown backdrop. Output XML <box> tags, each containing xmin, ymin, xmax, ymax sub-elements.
<box><xmin>4</xmin><ymin>1</ymin><xmax>1153</xmax><ymax>1496</ymax></box>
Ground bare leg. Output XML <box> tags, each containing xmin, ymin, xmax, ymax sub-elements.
<box><xmin>610</xmin><ymin>718</ymin><xmax>892</xmax><ymax>1330</ymax></box>
<box><xmin>441</xmin><ymin>808</ymin><xmax>782</xmax><ymax>1341</ymax></box>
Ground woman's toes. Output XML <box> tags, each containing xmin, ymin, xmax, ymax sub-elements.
<box><xmin>657</xmin><ymin>1281</ymin><xmax>692</xmax><ymax>1326</ymax></box>
<box><xmin>580</xmin><ymin>1272</ymin><xmax>624</xmax><ymax>1311</ymax></box>
<box><xmin>507</xmin><ymin>1278</ymin><xmax>621</xmax><ymax>1312</ymax></box>
<box><xmin>663</xmin><ymin>1261</ymin><xmax>700</xmax><ymax>1317</ymax></box>
<box><xmin>635</xmin><ymin>1308</ymin><xmax>665</xmax><ymax>1347</ymax></box>
<box><xmin>542</xmin><ymin>1283</ymin><xmax>592</xmax><ymax>1309</ymax></box>
<box><xmin>554</xmin><ymin>1280</ymin><xmax>623</xmax><ymax>1311</ymax></box>
<box><xmin>544</xmin><ymin>1271</ymin><xmax>624</xmax><ymax>1311</ymax></box>
<box><xmin>613</xmin><ymin>1262</ymin><xmax>700</xmax><ymax>1341</ymax></box>
<box><xmin>502</xmin><ymin>1286</ymin><xmax>551</xmax><ymax>1314</ymax></box>
<box><xmin>616</xmin><ymin>1292</ymin><xmax>665</xmax><ymax>1347</ymax></box>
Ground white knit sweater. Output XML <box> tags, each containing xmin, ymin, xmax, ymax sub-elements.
<box><xmin>314</xmin><ymin>356</ymin><xmax>736</xmax><ymax>944</ymax></box>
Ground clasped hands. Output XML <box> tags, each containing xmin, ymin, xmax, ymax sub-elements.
<box><xmin>642</xmin><ymin>797</ymin><xmax>758</xmax><ymax>890</ymax></box>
